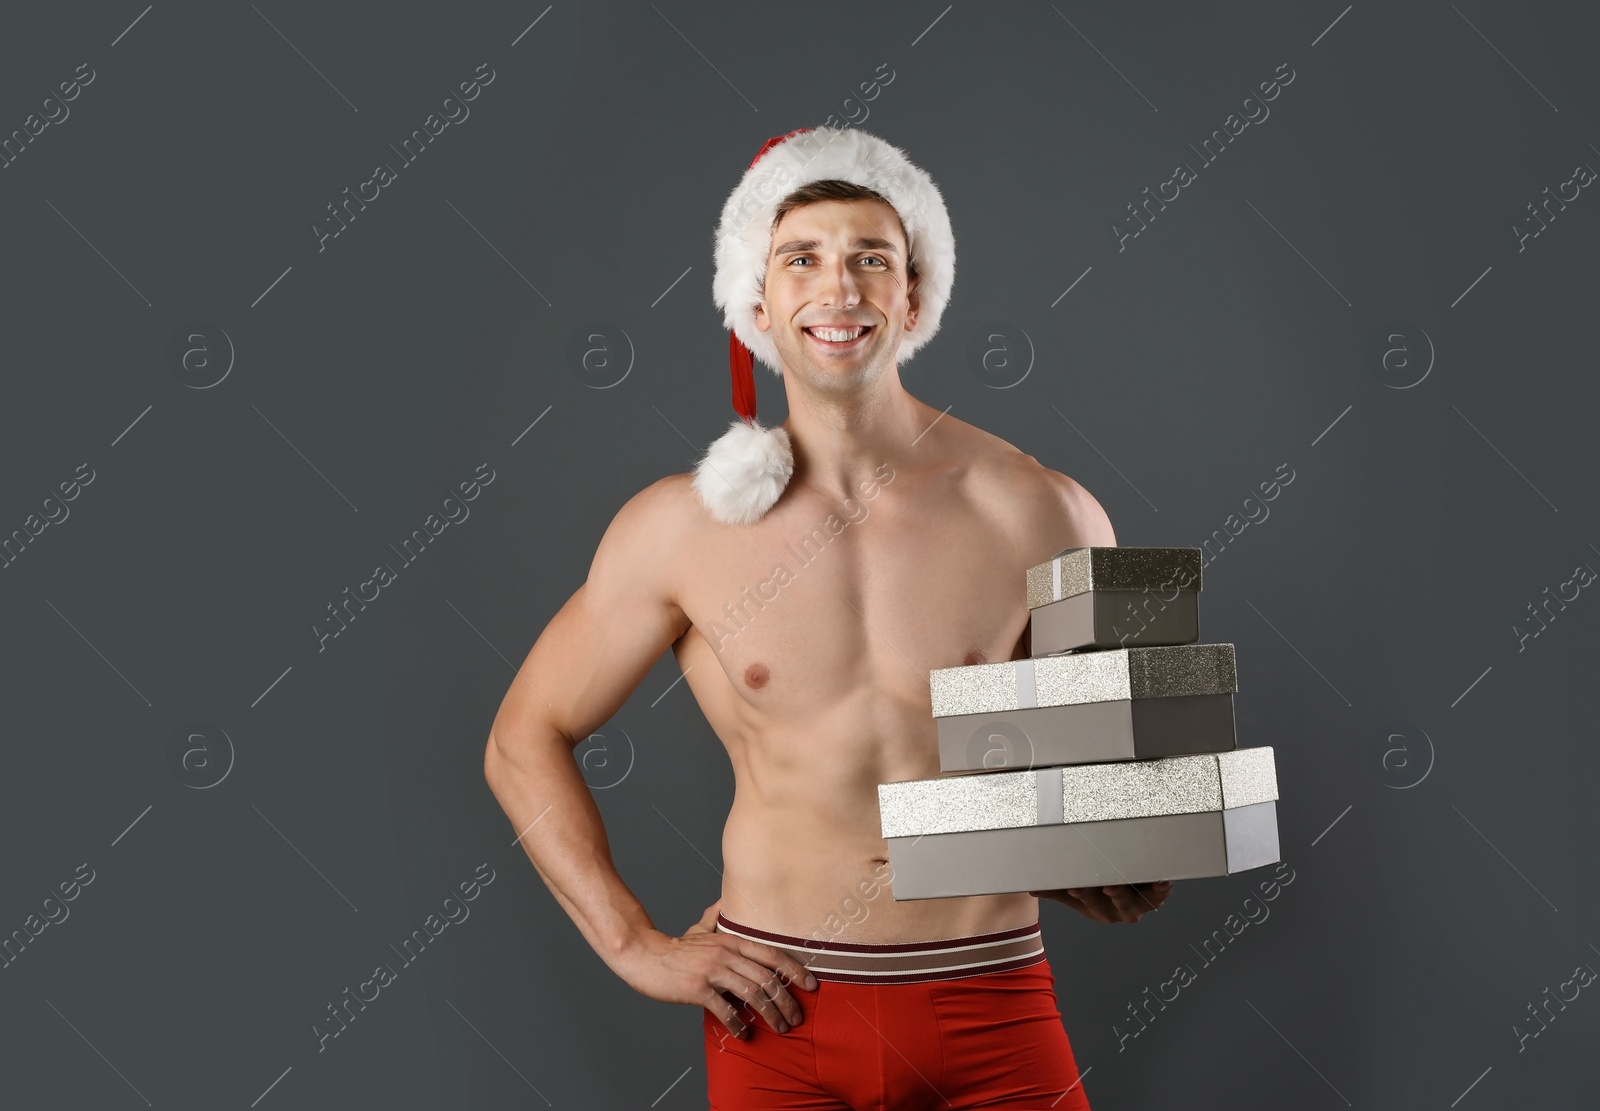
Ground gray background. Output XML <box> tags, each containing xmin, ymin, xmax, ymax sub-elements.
<box><xmin>2</xmin><ymin>1</ymin><xmax>1596</xmax><ymax>1107</ymax></box>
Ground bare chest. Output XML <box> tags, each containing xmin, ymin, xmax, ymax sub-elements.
<box><xmin>673</xmin><ymin>484</ymin><xmax>1030</xmax><ymax>719</ymax></box>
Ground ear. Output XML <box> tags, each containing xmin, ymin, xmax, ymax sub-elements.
<box><xmin>903</xmin><ymin>277</ymin><xmax>920</xmax><ymax>332</ymax></box>
<box><xmin>753</xmin><ymin>297</ymin><xmax>771</xmax><ymax>333</ymax></box>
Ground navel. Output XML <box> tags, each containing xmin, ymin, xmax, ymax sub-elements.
<box><xmin>743</xmin><ymin>661</ymin><xmax>770</xmax><ymax>689</ymax></box>
<box><xmin>962</xmin><ymin>648</ymin><xmax>989</xmax><ymax>666</ymax></box>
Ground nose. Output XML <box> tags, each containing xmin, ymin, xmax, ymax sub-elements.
<box><xmin>819</xmin><ymin>256</ymin><xmax>861</xmax><ymax>309</ymax></box>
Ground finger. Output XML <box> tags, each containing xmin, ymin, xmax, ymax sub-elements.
<box><xmin>715</xmin><ymin>957</ymin><xmax>800</xmax><ymax>1032</ymax></box>
<box><xmin>709</xmin><ymin>967</ymin><xmax>787</xmax><ymax>1033</ymax></box>
<box><xmin>744</xmin><ymin>941</ymin><xmax>819</xmax><ymax>995</ymax></box>
<box><xmin>1066</xmin><ymin>887</ymin><xmax>1119</xmax><ymax>923</ymax></box>
<box><xmin>736</xmin><ymin>955</ymin><xmax>807</xmax><ymax>1029</ymax></box>
<box><xmin>1062</xmin><ymin>888</ymin><xmax>1101</xmax><ymax>919</ymax></box>
<box><xmin>1136</xmin><ymin>881</ymin><xmax>1173</xmax><ymax>910</ymax></box>
<box><xmin>1109</xmin><ymin>882</ymin><xmax>1164</xmax><ymax>917</ymax></box>
<box><xmin>705</xmin><ymin>990</ymin><xmax>750</xmax><ymax>1040</ymax></box>
<box><xmin>1102</xmin><ymin>885</ymin><xmax>1142</xmax><ymax>920</ymax></box>
<box><xmin>1124</xmin><ymin>885</ymin><xmax>1158</xmax><ymax>917</ymax></box>
<box><xmin>1132</xmin><ymin>881</ymin><xmax>1171</xmax><ymax>912</ymax></box>
<box><xmin>692</xmin><ymin>901</ymin><xmax>721</xmax><ymax>932</ymax></box>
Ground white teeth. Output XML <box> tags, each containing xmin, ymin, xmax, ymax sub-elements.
<box><xmin>808</xmin><ymin>326</ymin><xmax>865</xmax><ymax>342</ymax></box>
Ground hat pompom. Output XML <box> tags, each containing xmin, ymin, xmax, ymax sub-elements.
<box><xmin>692</xmin><ymin>418</ymin><xmax>794</xmax><ymax>525</ymax></box>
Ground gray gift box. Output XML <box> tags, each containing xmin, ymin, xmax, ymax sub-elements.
<box><xmin>1027</xmin><ymin>546</ymin><xmax>1203</xmax><ymax>655</ymax></box>
<box><xmin>931</xmin><ymin>644</ymin><xmax>1238</xmax><ymax>772</ymax></box>
<box><xmin>877</xmin><ymin>747</ymin><xmax>1280</xmax><ymax>900</ymax></box>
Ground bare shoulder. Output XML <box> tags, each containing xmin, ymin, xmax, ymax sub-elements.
<box><xmin>1030</xmin><ymin>460</ymin><xmax>1117</xmax><ymax>548</ymax></box>
<box><xmin>603</xmin><ymin>470</ymin><xmax>701</xmax><ymax>533</ymax></box>
<box><xmin>959</xmin><ymin>436</ymin><xmax>1117</xmax><ymax>555</ymax></box>
<box><xmin>584</xmin><ymin>471</ymin><xmax>703</xmax><ymax>607</ymax></box>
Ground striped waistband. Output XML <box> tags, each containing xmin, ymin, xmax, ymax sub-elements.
<box><xmin>714</xmin><ymin>913</ymin><xmax>1046</xmax><ymax>985</ymax></box>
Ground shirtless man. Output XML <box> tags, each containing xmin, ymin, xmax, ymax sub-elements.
<box><xmin>484</xmin><ymin>127</ymin><xmax>1172</xmax><ymax>1109</ymax></box>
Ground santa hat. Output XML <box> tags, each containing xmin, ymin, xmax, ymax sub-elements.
<box><xmin>691</xmin><ymin>126</ymin><xmax>956</xmax><ymax>525</ymax></box>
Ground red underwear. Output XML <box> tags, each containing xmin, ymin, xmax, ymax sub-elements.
<box><xmin>703</xmin><ymin>913</ymin><xmax>1092</xmax><ymax>1110</ymax></box>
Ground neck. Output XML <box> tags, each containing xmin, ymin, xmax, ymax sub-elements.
<box><xmin>779</xmin><ymin>366</ymin><xmax>930</xmax><ymax>500</ymax></box>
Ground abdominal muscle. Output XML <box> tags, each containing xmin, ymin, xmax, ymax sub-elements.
<box><xmin>689</xmin><ymin>662</ymin><xmax>1039</xmax><ymax>945</ymax></box>
<box><xmin>719</xmin><ymin>793</ymin><xmax>1038</xmax><ymax>946</ymax></box>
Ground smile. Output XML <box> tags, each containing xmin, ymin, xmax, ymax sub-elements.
<box><xmin>803</xmin><ymin>325</ymin><xmax>873</xmax><ymax>349</ymax></box>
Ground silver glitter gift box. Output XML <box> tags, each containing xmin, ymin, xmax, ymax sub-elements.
<box><xmin>931</xmin><ymin>643</ymin><xmax>1238</xmax><ymax>772</ymax></box>
<box><xmin>877</xmin><ymin>748</ymin><xmax>1281</xmax><ymax>900</ymax></box>
<box><xmin>1027</xmin><ymin>546</ymin><xmax>1203</xmax><ymax>655</ymax></box>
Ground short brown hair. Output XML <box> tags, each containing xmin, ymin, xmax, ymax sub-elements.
<box><xmin>768</xmin><ymin>179</ymin><xmax>917</xmax><ymax>283</ymax></box>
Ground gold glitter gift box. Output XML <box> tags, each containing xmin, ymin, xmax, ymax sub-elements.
<box><xmin>876</xmin><ymin>748</ymin><xmax>1280</xmax><ymax>899</ymax></box>
<box><xmin>931</xmin><ymin>643</ymin><xmax>1239</xmax><ymax>772</ymax></box>
<box><xmin>1027</xmin><ymin>546</ymin><xmax>1202</xmax><ymax>655</ymax></box>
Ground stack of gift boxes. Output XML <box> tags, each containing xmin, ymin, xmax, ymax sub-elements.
<box><xmin>878</xmin><ymin>547</ymin><xmax>1281</xmax><ymax>900</ymax></box>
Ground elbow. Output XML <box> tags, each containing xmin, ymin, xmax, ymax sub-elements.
<box><xmin>483</xmin><ymin>730</ymin><xmax>514</xmax><ymax>797</ymax></box>
<box><xmin>483</xmin><ymin>723</ymin><xmax>572</xmax><ymax>796</ymax></box>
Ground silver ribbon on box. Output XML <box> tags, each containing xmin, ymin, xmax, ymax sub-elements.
<box><xmin>878</xmin><ymin>747</ymin><xmax>1278</xmax><ymax>838</ymax></box>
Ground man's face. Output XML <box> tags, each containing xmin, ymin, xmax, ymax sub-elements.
<box><xmin>753</xmin><ymin>198</ymin><xmax>920</xmax><ymax>393</ymax></box>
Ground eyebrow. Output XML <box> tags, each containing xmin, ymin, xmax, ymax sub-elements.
<box><xmin>772</xmin><ymin>236</ymin><xmax>901</xmax><ymax>256</ymax></box>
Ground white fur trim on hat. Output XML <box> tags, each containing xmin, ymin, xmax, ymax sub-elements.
<box><xmin>712</xmin><ymin>126</ymin><xmax>956</xmax><ymax>377</ymax></box>
<box><xmin>692</xmin><ymin>418</ymin><xmax>795</xmax><ymax>526</ymax></box>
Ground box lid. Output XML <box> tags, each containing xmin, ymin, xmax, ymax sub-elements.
<box><xmin>1025</xmin><ymin>546</ymin><xmax>1203</xmax><ymax>609</ymax></box>
<box><xmin>929</xmin><ymin>643</ymin><xmax>1236</xmax><ymax>718</ymax></box>
<box><xmin>878</xmin><ymin>746</ymin><xmax>1277</xmax><ymax>838</ymax></box>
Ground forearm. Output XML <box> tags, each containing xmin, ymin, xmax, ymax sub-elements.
<box><xmin>484</xmin><ymin>727</ymin><xmax>657</xmax><ymax>975</ymax></box>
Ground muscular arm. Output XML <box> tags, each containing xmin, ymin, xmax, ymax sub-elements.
<box><xmin>483</xmin><ymin>476</ymin><xmax>692</xmax><ymax>973</ymax></box>
<box><xmin>483</xmin><ymin>476</ymin><xmax>820</xmax><ymax>1037</ymax></box>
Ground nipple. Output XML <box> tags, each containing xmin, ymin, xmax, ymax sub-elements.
<box><xmin>744</xmin><ymin>661</ymin><xmax>770</xmax><ymax>689</ymax></box>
